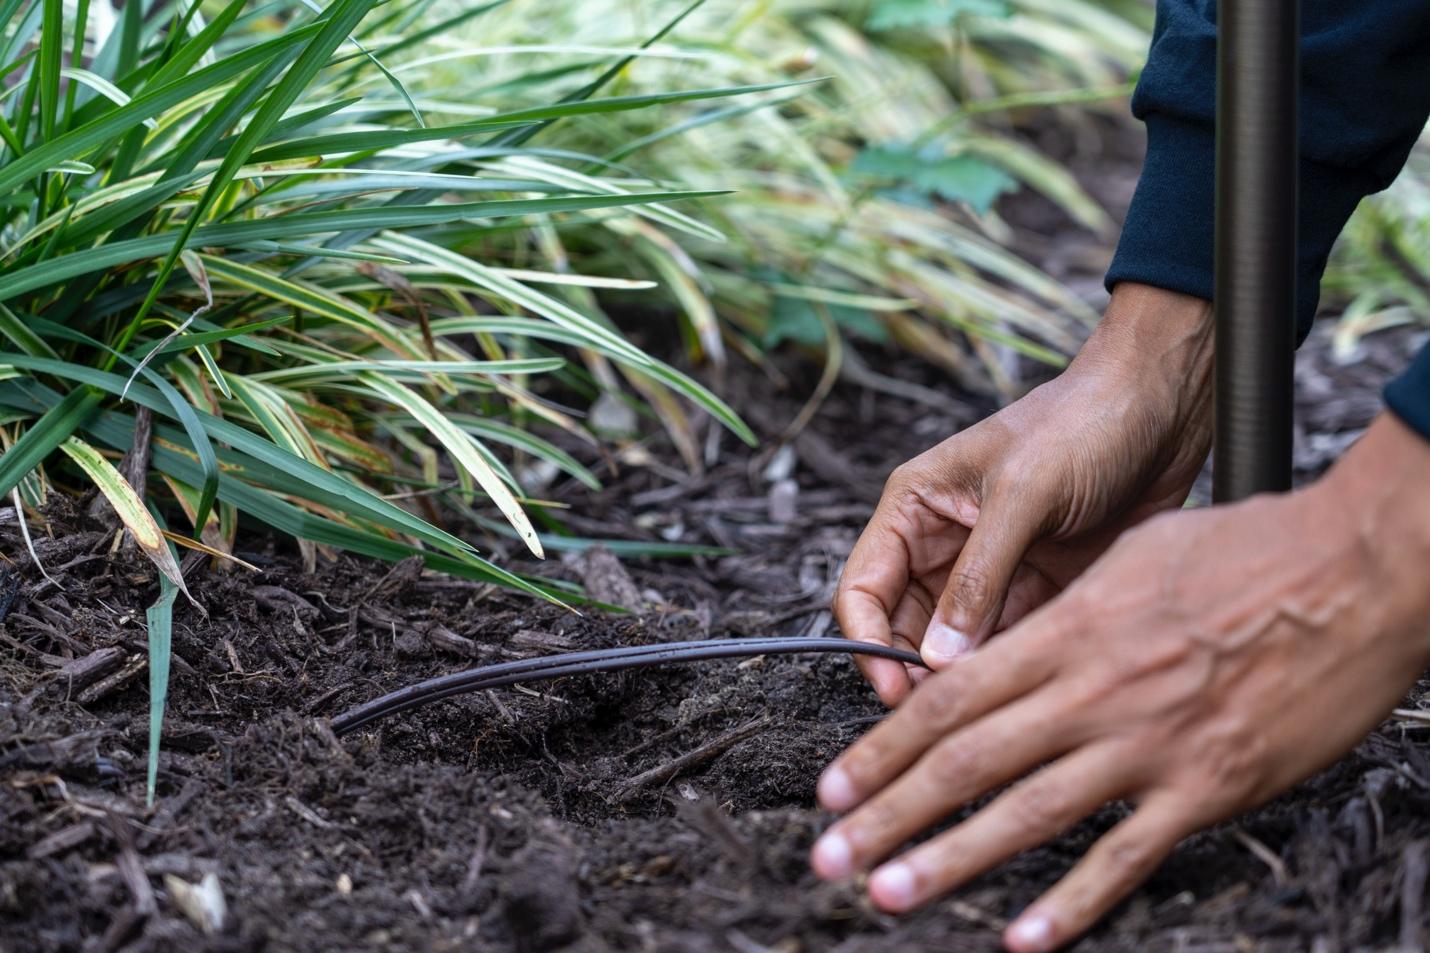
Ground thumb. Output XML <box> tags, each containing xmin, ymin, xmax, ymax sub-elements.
<box><xmin>921</xmin><ymin>495</ymin><xmax>1042</xmax><ymax>667</ymax></box>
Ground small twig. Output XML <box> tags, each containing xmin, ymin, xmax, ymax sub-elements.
<box><xmin>302</xmin><ymin>684</ymin><xmax>349</xmax><ymax>716</ymax></box>
<box><xmin>618</xmin><ymin>721</ymin><xmax>694</xmax><ymax>761</ymax></box>
<box><xmin>1233</xmin><ymin>828</ymin><xmax>1288</xmax><ymax>884</ymax></box>
<box><xmin>841</xmin><ymin>348</ymin><xmax>966</xmax><ymax>409</ymax></box>
<box><xmin>29</xmin><ymin>554</ymin><xmax>106</xmax><ymax>599</ymax></box>
<box><xmin>285</xmin><ymin>795</ymin><xmax>335</xmax><ymax>830</ymax></box>
<box><xmin>485</xmin><ymin>689</ymin><xmax>516</xmax><ymax>725</ymax></box>
<box><xmin>459</xmin><ymin>825</ymin><xmax>490</xmax><ymax>898</ymax></box>
<box><xmin>673</xmin><ymin>791</ymin><xmax>760</xmax><ymax>872</ymax></box>
<box><xmin>778</xmin><ymin>300</ymin><xmax>843</xmax><ymax>444</ymax></box>
<box><xmin>1392</xmin><ymin>707</ymin><xmax>1430</xmax><ymax>726</ymax></box>
<box><xmin>615</xmin><ymin>714</ymin><xmax>772</xmax><ymax>801</ymax></box>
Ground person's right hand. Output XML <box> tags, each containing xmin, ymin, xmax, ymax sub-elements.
<box><xmin>836</xmin><ymin>283</ymin><xmax>1215</xmax><ymax>705</ymax></box>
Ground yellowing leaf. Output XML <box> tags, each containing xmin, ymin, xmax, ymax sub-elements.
<box><xmin>60</xmin><ymin>437</ymin><xmax>198</xmax><ymax>607</ymax></box>
<box><xmin>359</xmin><ymin>373</ymin><xmax>544</xmax><ymax>559</ymax></box>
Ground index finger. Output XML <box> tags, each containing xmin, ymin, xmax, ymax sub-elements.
<box><xmin>818</xmin><ymin>614</ymin><xmax>1059</xmax><ymax>812</ymax></box>
<box><xmin>835</xmin><ymin>504</ymin><xmax>919</xmax><ymax>706</ymax></box>
<box><xmin>837</xmin><ymin>586</ymin><xmax>917</xmax><ymax>706</ymax></box>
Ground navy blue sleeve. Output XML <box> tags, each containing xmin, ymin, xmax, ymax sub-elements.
<box><xmin>1104</xmin><ymin>0</ymin><xmax>1430</xmax><ymax>441</ymax></box>
<box><xmin>1386</xmin><ymin>345</ymin><xmax>1430</xmax><ymax>439</ymax></box>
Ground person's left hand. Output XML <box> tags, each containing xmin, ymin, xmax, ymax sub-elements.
<box><xmin>810</xmin><ymin>412</ymin><xmax>1430</xmax><ymax>952</ymax></box>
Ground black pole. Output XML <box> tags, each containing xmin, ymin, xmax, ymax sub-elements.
<box><xmin>1213</xmin><ymin>0</ymin><xmax>1299</xmax><ymax>501</ymax></box>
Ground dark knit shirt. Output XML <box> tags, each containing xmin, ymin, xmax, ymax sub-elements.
<box><xmin>1104</xmin><ymin>0</ymin><xmax>1430</xmax><ymax>440</ymax></box>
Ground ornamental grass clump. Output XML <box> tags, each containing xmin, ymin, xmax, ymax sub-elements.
<box><xmin>0</xmin><ymin>0</ymin><xmax>780</xmax><ymax>800</ymax></box>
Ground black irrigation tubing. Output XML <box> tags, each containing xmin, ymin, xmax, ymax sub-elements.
<box><xmin>330</xmin><ymin>637</ymin><xmax>927</xmax><ymax>736</ymax></box>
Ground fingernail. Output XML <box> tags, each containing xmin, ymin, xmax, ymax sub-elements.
<box><xmin>922</xmin><ymin>623</ymin><xmax>971</xmax><ymax>664</ymax></box>
<box><xmin>818</xmin><ymin>766</ymin><xmax>858</xmax><ymax>811</ymax></box>
<box><xmin>869</xmin><ymin>862</ymin><xmax>916</xmax><ymax>910</ymax></box>
<box><xmin>811</xmin><ymin>831</ymin><xmax>852</xmax><ymax>879</ymax></box>
<box><xmin>1006</xmin><ymin>914</ymin><xmax>1054</xmax><ymax>953</ymax></box>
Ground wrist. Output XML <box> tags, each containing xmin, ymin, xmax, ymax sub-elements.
<box><xmin>1073</xmin><ymin>282</ymin><xmax>1215</xmax><ymax>434</ymax></box>
<box><xmin>1315</xmin><ymin>413</ymin><xmax>1430</xmax><ymax>655</ymax></box>
<box><xmin>1082</xmin><ymin>282</ymin><xmax>1214</xmax><ymax>372</ymax></box>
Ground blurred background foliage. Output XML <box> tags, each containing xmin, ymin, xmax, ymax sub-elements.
<box><xmin>1325</xmin><ymin>130</ymin><xmax>1430</xmax><ymax>357</ymax></box>
<box><xmin>428</xmin><ymin>0</ymin><xmax>1154</xmax><ymax>396</ymax></box>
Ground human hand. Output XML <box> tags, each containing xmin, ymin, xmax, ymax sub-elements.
<box><xmin>812</xmin><ymin>412</ymin><xmax>1430</xmax><ymax>951</ymax></box>
<box><xmin>836</xmin><ymin>283</ymin><xmax>1215</xmax><ymax>704</ymax></box>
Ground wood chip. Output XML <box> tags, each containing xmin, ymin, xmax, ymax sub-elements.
<box><xmin>77</xmin><ymin>654</ymin><xmax>146</xmax><ymax>705</ymax></box>
<box><xmin>510</xmin><ymin>629</ymin><xmax>576</xmax><ymax>653</ymax></box>
<box><xmin>767</xmin><ymin>478</ymin><xmax>799</xmax><ymax>524</ymax></box>
<box><xmin>108</xmin><ymin>815</ymin><xmax>156</xmax><ymax>917</ymax></box>
<box><xmin>1401</xmin><ymin>840</ymin><xmax>1427</xmax><ymax>950</ymax></box>
<box><xmin>581</xmin><ymin>546</ymin><xmax>642</xmax><ymax>611</ymax></box>
<box><xmin>0</xmin><ymin>730</ymin><xmax>104</xmax><ymax>773</ymax></box>
<box><xmin>52</xmin><ymin>646</ymin><xmax>126</xmax><ymax>694</ymax></box>
<box><xmin>425</xmin><ymin>623</ymin><xmax>478</xmax><ymax>657</ymax></box>
<box><xmin>28</xmin><ymin>821</ymin><xmax>96</xmax><ymax>859</ymax></box>
<box><xmin>252</xmin><ymin>585</ymin><xmax>319</xmax><ymax>622</ymax></box>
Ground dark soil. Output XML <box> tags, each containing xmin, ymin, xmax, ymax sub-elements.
<box><xmin>3</xmin><ymin>309</ymin><xmax>1429</xmax><ymax>953</ymax></box>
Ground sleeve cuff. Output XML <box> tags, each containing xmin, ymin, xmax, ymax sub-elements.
<box><xmin>1105</xmin><ymin>115</ymin><xmax>1216</xmax><ymax>307</ymax></box>
<box><xmin>1385</xmin><ymin>339</ymin><xmax>1430</xmax><ymax>441</ymax></box>
<box><xmin>1106</xmin><ymin>116</ymin><xmax>1384</xmax><ymax>345</ymax></box>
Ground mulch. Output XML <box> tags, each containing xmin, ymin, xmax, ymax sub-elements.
<box><xmin>3</xmin><ymin>312</ymin><xmax>1429</xmax><ymax>951</ymax></box>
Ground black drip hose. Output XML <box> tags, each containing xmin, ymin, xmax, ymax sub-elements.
<box><xmin>331</xmin><ymin>637</ymin><xmax>927</xmax><ymax>736</ymax></box>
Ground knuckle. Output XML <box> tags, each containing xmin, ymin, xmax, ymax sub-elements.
<box><xmin>852</xmin><ymin>797</ymin><xmax>902</xmax><ymax>844</ymax></box>
<box><xmin>925</xmin><ymin>736</ymin><xmax>982</xmax><ymax>788</ymax></box>
<box><xmin>1009</xmin><ymin>778</ymin><xmax>1071</xmax><ymax>835</ymax></box>
<box><xmin>1196</xmin><ymin>729</ymin><xmax>1266</xmax><ymax>802</ymax></box>
<box><xmin>884</xmin><ymin>462</ymin><xmax>917</xmax><ymax>495</ymax></box>
<box><xmin>1104</xmin><ymin>832</ymin><xmax>1161</xmax><ymax>882</ymax></box>
<box><xmin>910</xmin><ymin>677</ymin><xmax>965</xmax><ymax>728</ymax></box>
<box><xmin>950</xmin><ymin>564</ymin><xmax>996</xmax><ymax>611</ymax></box>
<box><xmin>988</xmin><ymin>467</ymin><xmax>1028</xmax><ymax>501</ymax></box>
